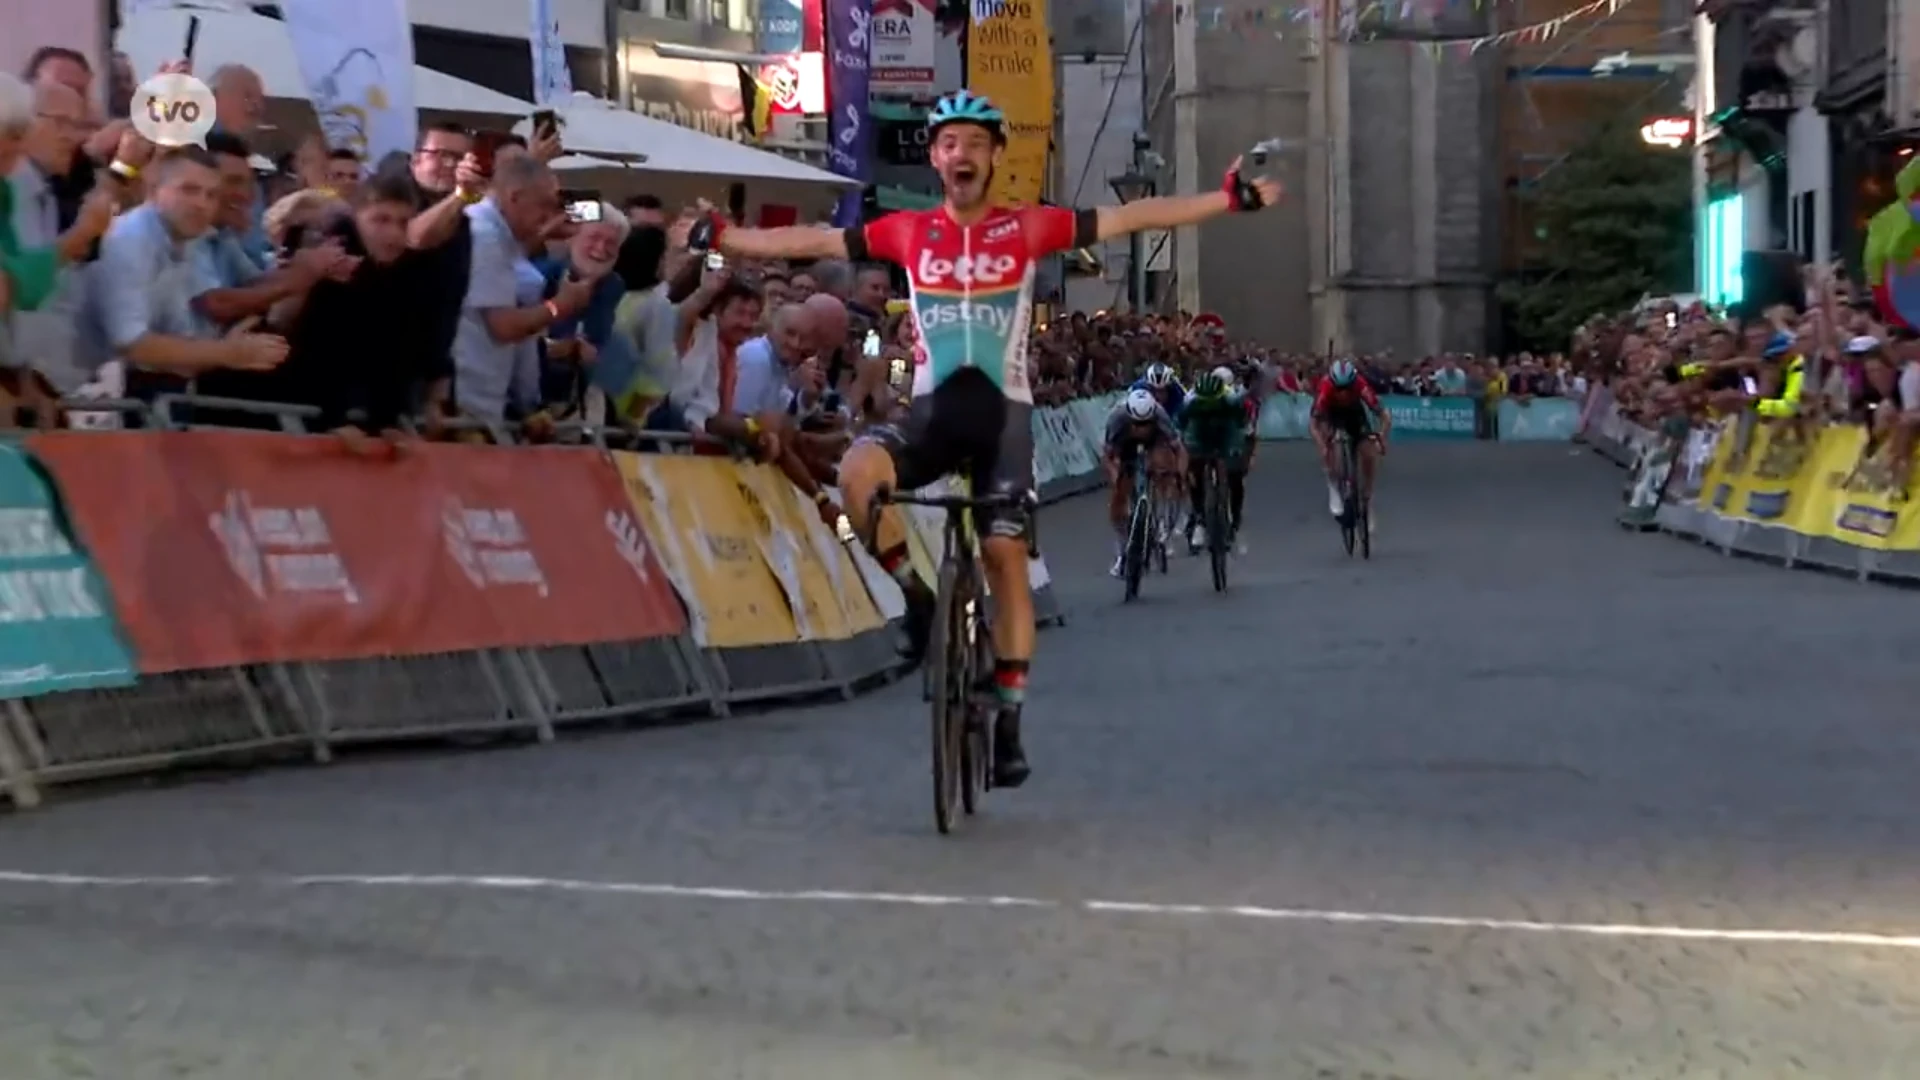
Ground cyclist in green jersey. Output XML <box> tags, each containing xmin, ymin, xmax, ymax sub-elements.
<box><xmin>688</xmin><ymin>91</ymin><xmax>1281</xmax><ymax>789</ymax></box>
<box><xmin>1180</xmin><ymin>366</ymin><xmax>1253</xmax><ymax>553</ymax></box>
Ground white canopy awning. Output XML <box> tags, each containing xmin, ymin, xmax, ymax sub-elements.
<box><xmin>517</xmin><ymin>98</ymin><xmax>856</xmax><ymax>191</ymax></box>
<box><xmin>117</xmin><ymin>8</ymin><xmax>534</xmax><ymax>117</ymax></box>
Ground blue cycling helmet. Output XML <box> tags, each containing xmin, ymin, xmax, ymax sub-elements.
<box><xmin>1328</xmin><ymin>359</ymin><xmax>1358</xmax><ymax>386</ymax></box>
<box><xmin>1762</xmin><ymin>331</ymin><xmax>1794</xmax><ymax>359</ymax></box>
<box><xmin>927</xmin><ymin>90</ymin><xmax>1007</xmax><ymax>142</ymax></box>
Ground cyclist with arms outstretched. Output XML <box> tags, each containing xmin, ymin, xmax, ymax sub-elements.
<box><xmin>1310</xmin><ymin>359</ymin><xmax>1389</xmax><ymax>529</ymax></box>
<box><xmin>692</xmin><ymin>90</ymin><xmax>1280</xmax><ymax>789</ymax></box>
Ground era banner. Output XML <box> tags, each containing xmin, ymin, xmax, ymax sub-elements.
<box><xmin>0</xmin><ymin>442</ymin><xmax>136</xmax><ymax>697</ymax></box>
<box><xmin>26</xmin><ymin>433</ymin><xmax>684</xmax><ymax>673</ymax></box>
<box><xmin>967</xmin><ymin>0</ymin><xmax>1053</xmax><ymax>205</ymax></box>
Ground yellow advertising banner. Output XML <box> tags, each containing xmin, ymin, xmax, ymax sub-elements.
<box><xmin>1799</xmin><ymin>425</ymin><xmax>1920</xmax><ymax>550</ymax></box>
<box><xmin>612</xmin><ymin>453</ymin><xmax>799</xmax><ymax>648</ymax></box>
<box><xmin>732</xmin><ymin>464</ymin><xmax>886</xmax><ymax>640</ymax></box>
<box><xmin>966</xmin><ymin>0</ymin><xmax>1054</xmax><ymax>205</ymax></box>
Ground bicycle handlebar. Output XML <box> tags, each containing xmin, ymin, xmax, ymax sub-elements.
<box><xmin>874</xmin><ymin>487</ymin><xmax>1034</xmax><ymax>511</ymax></box>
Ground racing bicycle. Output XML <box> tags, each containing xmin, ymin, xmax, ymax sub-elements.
<box><xmin>1121</xmin><ymin>456</ymin><xmax>1176</xmax><ymax>600</ymax></box>
<box><xmin>1332</xmin><ymin>429</ymin><xmax>1371</xmax><ymax>559</ymax></box>
<box><xmin>874</xmin><ymin>475</ymin><xmax>1035</xmax><ymax>835</ymax></box>
<box><xmin>1194</xmin><ymin>455</ymin><xmax>1231</xmax><ymax>591</ymax></box>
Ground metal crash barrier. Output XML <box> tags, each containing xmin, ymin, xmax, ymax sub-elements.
<box><xmin>1579</xmin><ymin>385</ymin><xmax>1920</xmax><ymax>584</ymax></box>
<box><xmin>0</xmin><ymin>391</ymin><xmax>1125</xmax><ymax>810</ymax></box>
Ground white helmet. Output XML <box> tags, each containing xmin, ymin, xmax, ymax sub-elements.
<box><xmin>1144</xmin><ymin>362</ymin><xmax>1173</xmax><ymax>388</ymax></box>
<box><xmin>1124</xmin><ymin>388</ymin><xmax>1158</xmax><ymax>421</ymax></box>
<box><xmin>1211</xmin><ymin>365</ymin><xmax>1236</xmax><ymax>388</ymax></box>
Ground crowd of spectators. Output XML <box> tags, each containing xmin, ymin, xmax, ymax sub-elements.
<box><xmin>1575</xmin><ymin>263</ymin><xmax>1920</xmax><ymax>484</ymax></box>
<box><xmin>0</xmin><ymin>45</ymin><xmax>1289</xmax><ymax>477</ymax></box>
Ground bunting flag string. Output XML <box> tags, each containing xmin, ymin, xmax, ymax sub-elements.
<box><xmin>1151</xmin><ymin>0</ymin><xmax>1630</xmax><ymax>49</ymax></box>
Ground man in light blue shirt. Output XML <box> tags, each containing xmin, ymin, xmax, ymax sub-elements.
<box><xmin>1432</xmin><ymin>356</ymin><xmax>1467</xmax><ymax>396</ymax></box>
<box><xmin>733</xmin><ymin>302</ymin><xmax>816</xmax><ymax>417</ymax></box>
<box><xmin>452</xmin><ymin>154</ymin><xmax>591</xmax><ymax>422</ymax></box>
<box><xmin>85</xmin><ymin>148</ymin><xmax>286</xmax><ymax>394</ymax></box>
<box><xmin>207</xmin><ymin>65</ymin><xmax>274</xmax><ymax>264</ymax></box>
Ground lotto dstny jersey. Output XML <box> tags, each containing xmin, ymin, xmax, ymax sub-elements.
<box><xmin>863</xmin><ymin>205</ymin><xmax>1086</xmax><ymax>405</ymax></box>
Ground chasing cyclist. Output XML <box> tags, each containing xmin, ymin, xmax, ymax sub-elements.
<box><xmin>1180</xmin><ymin>366</ymin><xmax>1252</xmax><ymax>553</ymax></box>
<box><xmin>1132</xmin><ymin>362</ymin><xmax>1187</xmax><ymax>420</ymax></box>
<box><xmin>1310</xmin><ymin>359</ymin><xmax>1390</xmax><ymax>528</ymax></box>
<box><xmin>691</xmin><ymin>90</ymin><xmax>1280</xmax><ymax>788</ymax></box>
<box><xmin>1103</xmin><ymin>388</ymin><xmax>1185</xmax><ymax>577</ymax></box>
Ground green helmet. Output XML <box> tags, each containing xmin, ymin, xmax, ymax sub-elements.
<box><xmin>1193</xmin><ymin>370</ymin><xmax>1227</xmax><ymax>399</ymax></box>
<box><xmin>927</xmin><ymin>90</ymin><xmax>1006</xmax><ymax>142</ymax></box>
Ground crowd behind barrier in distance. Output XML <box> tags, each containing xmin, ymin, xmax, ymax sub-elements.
<box><xmin>1253</xmin><ymin>391</ymin><xmax>1584</xmax><ymax>442</ymax></box>
<box><xmin>1579</xmin><ymin>383</ymin><xmax>1920</xmax><ymax>584</ymax></box>
<box><xmin>0</xmin><ymin>391</ymin><xmax>1127</xmax><ymax>811</ymax></box>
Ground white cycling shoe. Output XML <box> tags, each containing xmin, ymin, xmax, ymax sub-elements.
<box><xmin>1108</xmin><ymin>555</ymin><xmax>1126</xmax><ymax>578</ymax></box>
<box><xmin>1326</xmin><ymin>483</ymin><xmax>1344</xmax><ymax>517</ymax></box>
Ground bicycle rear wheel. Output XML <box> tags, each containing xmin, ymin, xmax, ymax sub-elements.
<box><xmin>929</xmin><ymin>555</ymin><xmax>967</xmax><ymax>834</ymax></box>
<box><xmin>1206</xmin><ymin>464</ymin><xmax>1229</xmax><ymax>592</ymax></box>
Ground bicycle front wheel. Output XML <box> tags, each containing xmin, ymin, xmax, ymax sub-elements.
<box><xmin>1341</xmin><ymin>437</ymin><xmax>1365</xmax><ymax>556</ymax></box>
<box><xmin>1123</xmin><ymin>492</ymin><xmax>1150</xmax><ymax>601</ymax></box>
<box><xmin>1206</xmin><ymin>465</ymin><xmax>1229</xmax><ymax>592</ymax></box>
<box><xmin>929</xmin><ymin>556</ymin><xmax>967</xmax><ymax>834</ymax></box>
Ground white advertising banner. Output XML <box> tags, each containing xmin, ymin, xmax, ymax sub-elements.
<box><xmin>277</xmin><ymin>0</ymin><xmax>418</xmax><ymax>164</ymax></box>
<box><xmin>870</xmin><ymin>0</ymin><xmax>936</xmax><ymax>95</ymax></box>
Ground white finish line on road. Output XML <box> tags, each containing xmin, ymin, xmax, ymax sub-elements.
<box><xmin>2</xmin><ymin>868</ymin><xmax>1917</xmax><ymax>952</ymax></box>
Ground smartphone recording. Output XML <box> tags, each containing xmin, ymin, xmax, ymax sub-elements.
<box><xmin>565</xmin><ymin>199</ymin><xmax>603</xmax><ymax>224</ymax></box>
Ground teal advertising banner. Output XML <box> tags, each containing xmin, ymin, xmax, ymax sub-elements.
<box><xmin>1379</xmin><ymin>395</ymin><xmax>1476</xmax><ymax>440</ymax></box>
<box><xmin>0</xmin><ymin>443</ymin><xmax>136</xmax><ymax>698</ymax></box>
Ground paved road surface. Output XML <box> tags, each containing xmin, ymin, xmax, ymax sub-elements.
<box><xmin>2</xmin><ymin>443</ymin><xmax>1918</xmax><ymax>1079</ymax></box>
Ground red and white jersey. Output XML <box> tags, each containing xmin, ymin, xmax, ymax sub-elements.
<box><xmin>863</xmin><ymin>205</ymin><xmax>1082</xmax><ymax>405</ymax></box>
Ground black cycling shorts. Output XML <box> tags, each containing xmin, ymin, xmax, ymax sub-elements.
<box><xmin>856</xmin><ymin>368</ymin><xmax>1034</xmax><ymax>540</ymax></box>
<box><xmin>1316</xmin><ymin>404</ymin><xmax>1373</xmax><ymax>439</ymax></box>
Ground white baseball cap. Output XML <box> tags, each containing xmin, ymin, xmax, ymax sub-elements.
<box><xmin>1845</xmin><ymin>335</ymin><xmax>1883</xmax><ymax>355</ymax></box>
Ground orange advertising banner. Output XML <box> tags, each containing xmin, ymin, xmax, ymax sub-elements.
<box><xmin>26</xmin><ymin>432</ymin><xmax>686</xmax><ymax>673</ymax></box>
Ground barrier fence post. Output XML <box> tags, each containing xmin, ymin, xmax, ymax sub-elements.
<box><xmin>0</xmin><ymin>702</ymin><xmax>40</xmax><ymax>809</ymax></box>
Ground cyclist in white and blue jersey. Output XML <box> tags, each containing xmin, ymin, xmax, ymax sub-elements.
<box><xmin>1131</xmin><ymin>362</ymin><xmax>1188</xmax><ymax>420</ymax></box>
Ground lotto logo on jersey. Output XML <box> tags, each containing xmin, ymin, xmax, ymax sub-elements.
<box><xmin>915</xmin><ymin>249</ymin><xmax>1021</xmax><ymax>288</ymax></box>
<box><xmin>918</xmin><ymin>299</ymin><xmax>1016</xmax><ymax>335</ymax></box>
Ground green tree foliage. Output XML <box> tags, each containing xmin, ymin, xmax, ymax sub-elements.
<box><xmin>1500</xmin><ymin>124</ymin><xmax>1692</xmax><ymax>351</ymax></box>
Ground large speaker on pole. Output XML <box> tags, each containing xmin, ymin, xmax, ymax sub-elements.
<box><xmin>1734</xmin><ymin>249</ymin><xmax>1805</xmax><ymax>320</ymax></box>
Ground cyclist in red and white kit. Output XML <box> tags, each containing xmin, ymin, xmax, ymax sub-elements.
<box><xmin>1309</xmin><ymin>358</ymin><xmax>1390</xmax><ymax>524</ymax></box>
<box><xmin>694</xmin><ymin>90</ymin><xmax>1281</xmax><ymax>788</ymax></box>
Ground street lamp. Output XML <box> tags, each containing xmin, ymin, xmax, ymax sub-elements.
<box><xmin>1109</xmin><ymin>133</ymin><xmax>1157</xmax><ymax>311</ymax></box>
<box><xmin>1108</xmin><ymin>169</ymin><xmax>1154</xmax><ymax>204</ymax></box>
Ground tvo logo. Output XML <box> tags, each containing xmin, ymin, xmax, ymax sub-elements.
<box><xmin>915</xmin><ymin>249</ymin><xmax>1020</xmax><ymax>287</ymax></box>
<box><xmin>918</xmin><ymin>300</ymin><xmax>1014</xmax><ymax>335</ymax></box>
<box><xmin>131</xmin><ymin>73</ymin><xmax>216</xmax><ymax>148</ymax></box>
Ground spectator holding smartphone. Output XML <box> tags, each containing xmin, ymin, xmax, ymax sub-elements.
<box><xmin>535</xmin><ymin>199</ymin><xmax>627</xmax><ymax>418</ymax></box>
<box><xmin>453</xmin><ymin>153</ymin><xmax>592</xmax><ymax>425</ymax></box>
<box><xmin>85</xmin><ymin>147</ymin><xmax>289</xmax><ymax>399</ymax></box>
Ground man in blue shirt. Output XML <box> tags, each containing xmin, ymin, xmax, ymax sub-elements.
<box><xmin>85</xmin><ymin>148</ymin><xmax>287</xmax><ymax>403</ymax></box>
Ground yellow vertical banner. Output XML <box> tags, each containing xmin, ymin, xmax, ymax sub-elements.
<box><xmin>734</xmin><ymin>463</ymin><xmax>887</xmax><ymax>639</ymax></box>
<box><xmin>612</xmin><ymin>453</ymin><xmax>800</xmax><ymax>648</ymax></box>
<box><xmin>966</xmin><ymin>0</ymin><xmax>1053</xmax><ymax>205</ymax></box>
